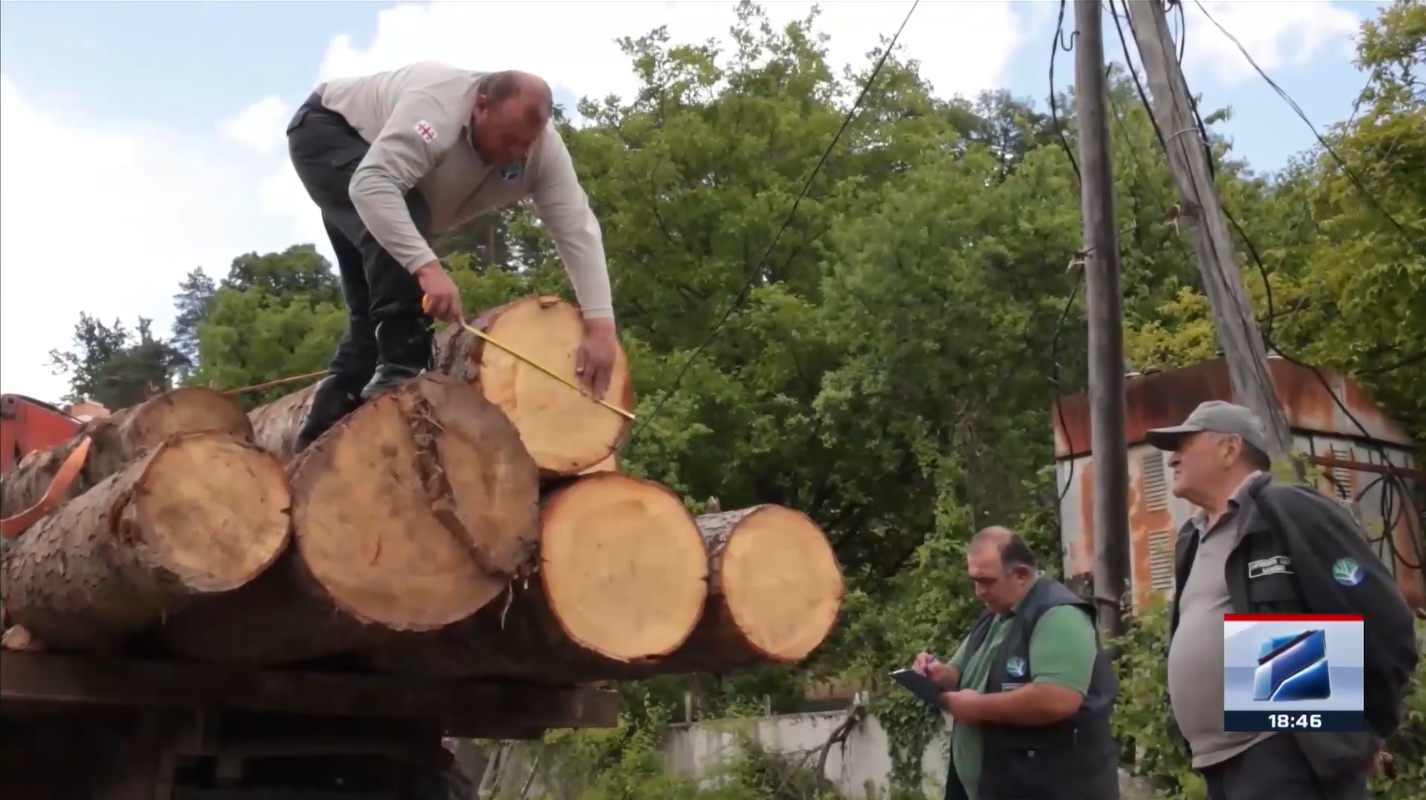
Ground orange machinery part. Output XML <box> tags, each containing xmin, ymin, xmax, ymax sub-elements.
<box><xmin>0</xmin><ymin>394</ymin><xmax>83</xmax><ymax>479</ymax></box>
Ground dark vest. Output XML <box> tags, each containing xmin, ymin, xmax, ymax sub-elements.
<box><xmin>945</xmin><ymin>577</ymin><xmax>1121</xmax><ymax>800</ymax></box>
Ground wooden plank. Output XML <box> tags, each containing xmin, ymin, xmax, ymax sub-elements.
<box><xmin>0</xmin><ymin>652</ymin><xmax>618</xmax><ymax>736</ymax></box>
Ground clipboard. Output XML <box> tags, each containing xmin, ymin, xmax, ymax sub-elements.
<box><xmin>890</xmin><ymin>668</ymin><xmax>944</xmax><ymax>711</ymax></box>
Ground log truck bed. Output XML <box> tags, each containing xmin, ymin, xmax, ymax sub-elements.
<box><xmin>1</xmin><ymin>649</ymin><xmax>618</xmax><ymax>799</ymax></box>
<box><xmin>0</xmin><ymin>296</ymin><xmax>847</xmax><ymax>799</ymax></box>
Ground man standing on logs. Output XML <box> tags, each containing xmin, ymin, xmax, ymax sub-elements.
<box><xmin>286</xmin><ymin>62</ymin><xmax>620</xmax><ymax>452</ymax></box>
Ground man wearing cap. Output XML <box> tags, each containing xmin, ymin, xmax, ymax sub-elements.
<box><xmin>285</xmin><ymin>62</ymin><xmax>620</xmax><ymax>453</ymax></box>
<box><xmin>1148</xmin><ymin>401</ymin><xmax>1417</xmax><ymax>800</ymax></box>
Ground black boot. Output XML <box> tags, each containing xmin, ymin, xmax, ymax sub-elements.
<box><xmin>361</xmin><ymin>315</ymin><xmax>434</xmax><ymax>400</ymax></box>
<box><xmin>294</xmin><ymin>374</ymin><xmax>365</xmax><ymax>454</ymax></box>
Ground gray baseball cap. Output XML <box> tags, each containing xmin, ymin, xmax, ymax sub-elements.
<box><xmin>1145</xmin><ymin>400</ymin><xmax>1270</xmax><ymax>453</ymax></box>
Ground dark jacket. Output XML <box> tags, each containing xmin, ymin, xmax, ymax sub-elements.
<box><xmin>1167</xmin><ymin>473</ymin><xmax>1419</xmax><ymax>780</ymax></box>
<box><xmin>947</xmin><ymin>577</ymin><xmax>1120</xmax><ymax>800</ymax></box>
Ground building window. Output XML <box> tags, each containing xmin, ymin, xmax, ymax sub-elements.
<box><xmin>1142</xmin><ymin>450</ymin><xmax>1169</xmax><ymax>512</ymax></box>
<box><xmin>1148</xmin><ymin>530</ymin><xmax>1175</xmax><ymax>592</ymax></box>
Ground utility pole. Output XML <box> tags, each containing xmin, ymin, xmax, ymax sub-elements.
<box><xmin>1074</xmin><ymin>0</ymin><xmax>1130</xmax><ymax>639</ymax></box>
<box><xmin>1124</xmin><ymin>0</ymin><xmax>1296</xmax><ymax>461</ymax></box>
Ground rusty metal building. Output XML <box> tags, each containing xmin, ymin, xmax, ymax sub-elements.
<box><xmin>1051</xmin><ymin>356</ymin><xmax>1425</xmax><ymax>610</ymax></box>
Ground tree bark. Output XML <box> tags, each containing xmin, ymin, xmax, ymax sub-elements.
<box><xmin>0</xmin><ymin>433</ymin><xmax>290</xmax><ymax>653</ymax></box>
<box><xmin>247</xmin><ymin>381</ymin><xmax>317</xmax><ymax>463</ymax></box>
<box><xmin>0</xmin><ymin>387</ymin><xmax>253</xmax><ymax>517</ymax></box>
<box><xmin>157</xmin><ymin>373</ymin><xmax>540</xmax><ymax>665</ymax></box>
<box><xmin>363</xmin><ymin>473</ymin><xmax>709</xmax><ymax>681</ymax></box>
<box><xmin>434</xmin><ymin>296</ymin><xmax>635</xmax><ymax>478</ymax></box>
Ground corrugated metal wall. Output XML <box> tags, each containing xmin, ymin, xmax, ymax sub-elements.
<box><xmin>1052</xmin><ymin>358</ymin><xmax>1424</xmax><ymax>610</ymax></box>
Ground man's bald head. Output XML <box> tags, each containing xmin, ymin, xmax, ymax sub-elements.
<box><xmin>482</xmin><ymin>71</ymin><xmax>554</xmax><ymax>121</ymax></box>
<box><xmin>966</xmin><ymin>525</ymin><xmax>1039</xmax><ymax>614</ymax></box>
<box><xmin>471</xmin><ymin>70</ymin><xmax>554</xmax><ymax>165</ymax></box>
<box><xmin>968</xmin><ymin>525</ymin><xmax>1038</xmax><ymax>572</ymax></box>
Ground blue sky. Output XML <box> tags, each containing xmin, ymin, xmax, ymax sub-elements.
<box><xmin>0</xmin><ymin>1</ymin><xmax>1386</xmax><ymax>400</ymax></box>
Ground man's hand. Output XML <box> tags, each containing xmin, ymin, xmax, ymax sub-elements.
<box><xmin>1368</xmin><ymin>745</ymin><xmax>1392</xmax><ymax>777</ymax></box>
<box><xmin>576</xmin><ymin>317</ymin><xmax>619</xmax><ymax>401</ymax></box>
<box><xmin>416</xmin><ymin>261</ymin><xmax>464</xmax><ymax>323</ymax></box>
<box><xmin>913</xmin><ymin>651</ymin><xmax>959</xmax><ymax>689</ymax></box>
<box><xmin>938</xmin><ymin>690</ymin><xmax>984</xmax><ymax>723</ymax></box>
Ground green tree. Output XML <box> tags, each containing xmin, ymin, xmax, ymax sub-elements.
<box><xmin>183</xmin><ymin>246</ymin><xmax>347</xmax><ymax>406</ymax></box>
<box><xmin>48</xmin><ymin>314</ymin><xmax>187</xmax><ymax>409</ymax></box>
<box><xmin>222</xmin><ymin>245</ymin><xmax>342</xmax><ymax>306</ymax></box>
<box><xmin>171</xmin><ymin>267</ymin><xmax>217</xmax><ymax>369</ymax></box>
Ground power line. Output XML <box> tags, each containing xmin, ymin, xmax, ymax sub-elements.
<box><xmin>1049</xmin><ymin>0</ymin><xmax>1080</xmax><ymax>183</ymax></box>
<box><xmin>625</xmin><ymin>0</ymin><xmax>922</xmax><ymax>445</ymax></box>
<box><xmin>1190</xmin><ymin>0</ymin><xmax>1426</xmax><ymax>260</ymax></box>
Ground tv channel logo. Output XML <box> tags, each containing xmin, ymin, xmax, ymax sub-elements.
<box><xmin>1222</xmin><ymin>614</ymin><xmax>1365</xmax><ymax>732</ymax></box>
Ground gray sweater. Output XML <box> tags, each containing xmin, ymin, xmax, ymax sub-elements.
<box><xmin>318</xmin><ymin>61</ymin><xmax>613</xmax><ymax>319</ymax></box>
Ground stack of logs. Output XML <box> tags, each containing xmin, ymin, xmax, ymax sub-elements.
<box><xmin>0</xmin><ymin>295</ymin><xmax>845</xmax><ymax>684</ymax></box>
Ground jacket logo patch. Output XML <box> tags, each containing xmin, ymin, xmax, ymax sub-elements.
<box><xmin>1005</xmin><ymin>656</ymin><xmax>1027</xmax><ymax>678</ymax></box>
<box><xmin>415</xmin><ymin>120</ymin><xmax>438</xmax><ymax>143</ymax></box>
<box><xmin>1248</xmin><ymin>555</ymin><xmax>1293</xmax><ymax>579</ymax></box>
<box><xmin>1332</xmin><ymin>558</ymin><xmax>1363</xmax><ymax>586</ymax></box>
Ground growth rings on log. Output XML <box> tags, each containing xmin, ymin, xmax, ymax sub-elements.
<box><xmin>434</xmin><ymin>296</ymin><xmax>636</xmax><ymax>477</ymax></box>
<box><xmin>1</xmin><ymin>433</ymin><xmax>290</xmax><ymax>653</ymax></box>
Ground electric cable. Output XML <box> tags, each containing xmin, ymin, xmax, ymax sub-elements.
<box><xmin>1191</xmin><ymin>0</ymin><xmax>1426</xmax><ymax>260</ymax></box>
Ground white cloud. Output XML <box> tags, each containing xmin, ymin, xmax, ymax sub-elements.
<box><xmin>1179</xmin><ymin>1</ymin><xmax>1361</xmax><ymax>85</ymax></box>
<box><xmin>218</xmin><ymin>95</ymin><xmax>292</xmax><ymax>155</ymax></box>
<box><xmin>316</xmin><ymin>1</ymin><xmax>1026</xmax><ymax>109</ymax></box>
<box><xmin>0</xmin><ymin>76</ymin><xmax>326</xmax><ymax>402</ymax></box>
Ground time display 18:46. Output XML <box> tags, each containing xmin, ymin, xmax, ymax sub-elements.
<box><xmin>1268</xmin><ymin>713</ymin><xmax>1323</xmax><ymax>730</ymax></box>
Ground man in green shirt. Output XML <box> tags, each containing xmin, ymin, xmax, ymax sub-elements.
<box><xmin>912</xmin><ymin>526</ymin><xmax>1120</xmax><ymax>800</ymax></box>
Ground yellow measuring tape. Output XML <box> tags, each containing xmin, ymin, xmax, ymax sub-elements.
<box><xmin>424</xmin><ymin>296</ymin><xmax>635</xmax><ymax>421</ymax></box>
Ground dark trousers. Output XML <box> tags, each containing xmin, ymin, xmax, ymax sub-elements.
<box><xmin>285</xmin><ymin>94</ymin><xmax>436</xmax><ymax>447</ymax></box>
<box><xmin>1201</xmin><ymin>735</ymin><xmax>1368</xmax><ymax>800</ymax></box>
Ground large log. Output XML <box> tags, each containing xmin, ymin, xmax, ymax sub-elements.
<box><xmin>434</xmin><ymin>296</ymin><xmax>635</xmax><ymax>477</ymax></box>
<box><xmin>1</xmin><ymin>387</ymin><xmax>252</xmax><ymax>517</ymax></box>
<box><xmin>0</xmin><ymin>433</ymin><xmax>290</xmax><ymax>653</ymax></box>
<box><xmin>363</xmin><ymin>473</ymin><xmax>710</xmax><ymax>681</ymax></box>
<box><xmin>629</xmin><ymin>504</ymin><xmax>843</xmax><ymax>676</ymax></box>
<box><xmin>157</xmin><ymin>373</ymin><xmax>539</xmax><ymax>664</ymax></box>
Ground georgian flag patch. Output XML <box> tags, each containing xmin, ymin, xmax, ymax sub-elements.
<box><xmin>415</xmin><ymin>120</ymin><xmax>438</xmax><ymax>143</ymax></box>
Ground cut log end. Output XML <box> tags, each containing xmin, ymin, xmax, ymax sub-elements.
<box><xmin>291</xmin><ymin>374</ymin><xmax>536</xmax><ymax>631</ymax></box>
<box><xmin>463</xmin><ymin>296</ymin><xmax>635</xmax><ymax>476</ymax></box>
<box><xmin>541</xmin><ymin>474</ymin><xmax>708</xmax><ymax>661</ymax></box>
<box><xmin>122</xmin><ymin>386</ymin><xmax>255</xmax><ymax>447</ymax></box>
<box><xmin>424</xmin><ymin>376</ymin><xmax>541</xmax><ymax>576</ymax></box>
<box><xmin>135</xmin><ymin>434</ymin><xmax>291</xmax><ymax>592</ymax></box>
<box><xmin>2</xmin><ymin>386</ymin><xmax>254</xmax><ymax>518</ymax></box>
<box><xmin>720</xmin><ymin>506</ymin><xmax>842</xmax><ymax>662</ymax></box>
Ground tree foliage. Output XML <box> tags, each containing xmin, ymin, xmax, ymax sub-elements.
<box><xmin>38</xmin><ymin>2</ymin><xmax>1425</xmax><ymax>797</ymax></box>
<box><xmin>47</xmin><ymin>314</ymin><xmax>187</xmax><ymax>409</ymax></box>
